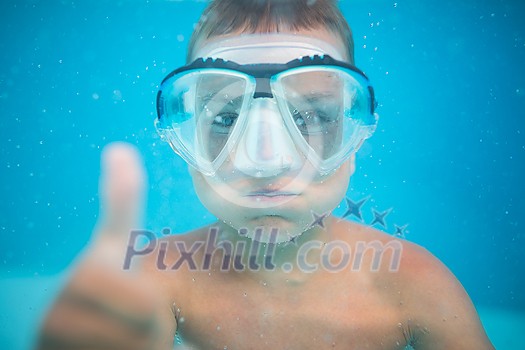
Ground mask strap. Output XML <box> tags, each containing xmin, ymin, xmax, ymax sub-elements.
<box><xmin>194</xmin><ymin>33</ymin><xmax>346</xmax><ymax>63</ymax></box>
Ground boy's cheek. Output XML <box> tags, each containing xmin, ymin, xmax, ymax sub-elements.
<box><xmin>348</xmin><ymin>154</ymin><xmax>356</xmax><ymax>177</ymax></box>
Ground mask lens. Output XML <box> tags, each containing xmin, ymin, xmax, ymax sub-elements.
<box><xmin>157</xmin><ymin>70</ymin><xmax>249</xmax><ymax>170</ymax></box>
<box><xmin>279</xmin><ymin>70</ymin><xmax>344</xmax><ymax>160</ymax></box>
<box><xmin>277</xmin><ymin>67</ymin><xmax>374</xmax><ymax>168</ymax></box>
<box><xmin>195</xmin><ymin>74</ymin><xmax>247</xmax><ymax>162</ymax></box>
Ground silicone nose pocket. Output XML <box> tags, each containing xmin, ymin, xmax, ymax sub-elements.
<box><xmin>233</xmin><ymin>98</ymin><xmax>302</xmax><ymax>177</ymax></box>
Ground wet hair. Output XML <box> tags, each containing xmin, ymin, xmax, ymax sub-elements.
<box><xmin>187</xmin><ymin>0</ymin><xmax>354</xmax><ymax>64</ymax></box>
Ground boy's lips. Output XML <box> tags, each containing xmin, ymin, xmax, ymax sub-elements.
<box><xmin>245</xmin><ymin>189</ymin><xmax>300</xmax><ymax>202</ymax></box>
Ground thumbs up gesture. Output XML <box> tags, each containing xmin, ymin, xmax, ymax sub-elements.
<box><xmin>36</xmin><ymin>143</ymin><xmax>175</xmax><ymax>350</ymax></box>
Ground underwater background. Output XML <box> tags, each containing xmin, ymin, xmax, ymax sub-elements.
<box><xmin>1</xmin><ymin>0</ymin><xmax>524</xmax><ymax>348</ymax></box>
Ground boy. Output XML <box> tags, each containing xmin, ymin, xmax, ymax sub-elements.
<box><xmin>37</xmin><ymin>0</ymin><xmax>494</xmax><ymax>349</ymax></box>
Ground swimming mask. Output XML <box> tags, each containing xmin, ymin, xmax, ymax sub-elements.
<box><xmin>155</xmin><ymin>36</ymin><xmax>378</xmax><ymax>177</ymax></box>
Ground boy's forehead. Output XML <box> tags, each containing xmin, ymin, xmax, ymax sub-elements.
<box><xmin>193</xmin><ymin>29</ymin><xmax>348</xmax><ymax>64</ymax></box>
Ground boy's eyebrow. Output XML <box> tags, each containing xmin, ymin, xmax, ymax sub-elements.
<box><xmin>199</xmin><ymin>91</ymin><xmax>341</xmax><ymax>106</ymax></box>
<box><xmin>290</xmin><ymin>91</ymin><xmax>341</xmax><ymax>103</ymax></box>
<box><xmin>308</xmin><ymin>92</ymin><xmax>339</xmax><ymax>100</ymax></box>
<box><xmin>200</xmin><ymin>93</ymin><xmax>244</xmax><ymax>104</ymax></box>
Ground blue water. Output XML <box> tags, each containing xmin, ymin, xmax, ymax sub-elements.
<box><xmin>1</xmin><ymin>0</ymin><xmax>524</xmax><ymax>348</ymax></box>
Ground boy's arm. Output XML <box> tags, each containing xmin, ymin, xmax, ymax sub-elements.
<box><xmin>36</xmin><ymin>143</ymin><xmax>176</xmax><ymax>350</ymax></box>
<box><xmin>402</xmin><ymin>244</ymin><xmax>494</xmax><ymax>349</ymax></box>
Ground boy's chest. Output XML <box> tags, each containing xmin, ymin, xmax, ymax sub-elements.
<box><xmin>173</xmin><ymin>277</ymin><xmax>409</xmax><ymax>349</ymax></box>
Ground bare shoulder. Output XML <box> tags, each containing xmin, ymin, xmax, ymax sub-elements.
<box><xmin>398</xmin><ymin>241</ymin><xmax>494</xmax><ymax>348</ymax></box>
<box><xmin>332</xmin><ymin>218</ymin><xmax>466</xmax><ymax>287</ymax></box>
<box><xmin>332</xmin><ymin>219</ymin><xmax>494</xmax><ymax>349</ymax></box>
<box><xmin>330</xmin><ymin>218</ymin><xmax>411</xmax><ymax>273</ymax></box>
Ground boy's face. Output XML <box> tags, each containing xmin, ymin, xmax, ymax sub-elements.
<box><xmin>189</xmin><ymin>28</ymin><xmax>354</xmax><ymax>243</ymax></box>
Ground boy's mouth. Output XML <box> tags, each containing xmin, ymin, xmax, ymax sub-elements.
<box><xmin>245</xmin><ymin>189</ymin><xmax>299</xmax><ymax>202</ymax></box>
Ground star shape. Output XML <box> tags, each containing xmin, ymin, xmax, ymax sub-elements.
<box><xmin>286</xmin><ymin>234</ymin><xmax>299</xmax><ymax>246</ymax></box>
<box><xmin>394</xmin><ymin>224</ymin><xmax>408</xmax><ymax>238</ymax></box>
<box><xmin>342</xmin><ymin>196</ymin><xmax>369</xmax><ymax>221</ymax></box>
<box><xmin>309</xmin><ymin>210</ymin><xmax>329</xmax><ymax>229</ymax></box>
<box><xmin>370</xmin><ymin>208</ymin><xmax>392</xmax><ymax>229</ymax></box>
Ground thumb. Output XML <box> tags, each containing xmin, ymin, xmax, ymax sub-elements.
<box><xmin>97</xmin><ymin>142</ymin><xmax>146</xmax><ymax>238</ymax></box>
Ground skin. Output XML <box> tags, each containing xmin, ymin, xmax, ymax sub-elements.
<box><xmin>37</xmin><ymin>28</ymin><xmax>494</xmax><ymax>350</ymax></box>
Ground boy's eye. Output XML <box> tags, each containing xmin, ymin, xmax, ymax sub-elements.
<box><xmin>211</xmin><ymin>112</ymin><xmax>238</xmax><ymax>133</ymax></box>
<box><xmin>292</xmin><ymin>109</ymin><xmax>336</xmax><ymax>134</ymax></box>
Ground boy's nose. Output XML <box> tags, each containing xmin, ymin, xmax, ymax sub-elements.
<box><xmin>232</xmin><ymin>98</ymin><xmax>302</xmax><ymax>178</ymax></box>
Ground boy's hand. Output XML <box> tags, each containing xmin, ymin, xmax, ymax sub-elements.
<box><xmin>37</xmin><ymin>143</ymin><xmax>174</xmax><ymax>350</ymax></box>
